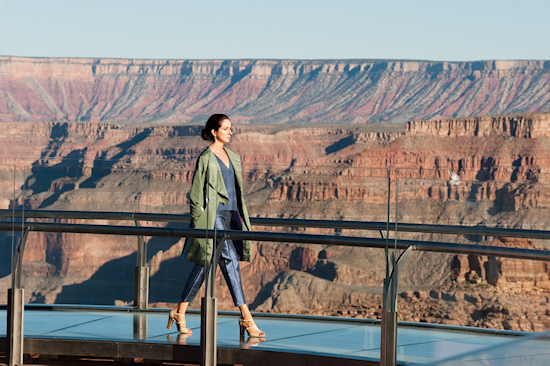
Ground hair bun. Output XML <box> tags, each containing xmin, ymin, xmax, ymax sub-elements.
<box><xmin>201</xmin><ymin>128</ymin><xmax>212</xmax><ymax>141</ymax></box>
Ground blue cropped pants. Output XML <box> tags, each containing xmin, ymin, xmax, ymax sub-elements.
<box><xmin>180</xmin><ymin>210</ymin><xmax>246</xmax><ymax>307</ymax></box>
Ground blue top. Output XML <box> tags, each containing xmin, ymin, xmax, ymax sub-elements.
<box><xmin>215</xmin><ymin>154</ymin><xmax>238</xmax><ymax>211</ymax></box>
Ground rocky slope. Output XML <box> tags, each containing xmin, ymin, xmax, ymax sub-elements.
<box><xmin>1</xmin><ymin>57</ymin><xmax>549</xmax><ymax>124</ymax></box>
<box><xmin>0</xmin><ymin>113</ymin><xmax>548</xmax><ymax>331</ymax></box>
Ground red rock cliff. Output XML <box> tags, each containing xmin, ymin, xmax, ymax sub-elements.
<box><xmin>0</xmin><ymin>113</ymin><xmax>548</xmax><ymax>331</ymax></box>
<box><xmin>1</xmin><ymin>57</ymin><xmax>549</xmax><ymax>124</ymax></box>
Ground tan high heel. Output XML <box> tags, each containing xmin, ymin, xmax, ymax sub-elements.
<box><xmin>167</xmin><ymin>309</ymin><xmax>193</xmax><ymax>334</ymax></box>
<box><xmin>239</xmin><ymin>317</ymin><xmax>265</xmax><ymax>338</ymax></box>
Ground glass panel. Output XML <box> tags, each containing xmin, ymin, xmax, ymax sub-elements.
<box><xmin>0</xmin><ymin>163</ymin><xmax>17</xmax><ymax>305</ymax></box>
<box><xmin>146</xmin><ymin>164</ymin><xmax>392</xmax><ymax>315</ymax></box>
<box><xmin>194</xmin><ymin>166</ymin><xmax>392</xmax><ymax>317</ymax></box>
<box><xmin>395</xmin><ymin>169</ymin><xmax>550</xmax><ymax>333</ymax></box>
<box><xmin>16</xmin><ymin>164</ymin><xmax>148</xmax><ymax>306</ymax></box>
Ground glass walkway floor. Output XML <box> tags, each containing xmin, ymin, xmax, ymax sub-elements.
<box><xmin>1</xmin><ymin>306</ymin><xmax>549</xmax><ymax>365</ymax></box>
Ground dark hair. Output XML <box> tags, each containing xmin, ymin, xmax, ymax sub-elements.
<box><xmin>201</xmin><ymin>114</ymin><xmax>229</xmax><ymax>141</ymax></box>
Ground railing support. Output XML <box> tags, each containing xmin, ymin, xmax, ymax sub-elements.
<box><xmin>381</xmin><ymin>246</ymin><xmax>414</xmax><ymax>366</ymax></box>
<box><xmin>8</xmin><ymin>227</ymin><xmax>30</xmax><ymax>366</ymax></box>
<box><xmin>201</xmin><ymin>235</ymin><xmax>226</xmax><ymax>366</ymax></box>
<box><xmin>7</xmin><ymin>288</ymin><xmax>24</xmax><ymax>366</ymax></box>
<box><xmin>201</xmin><ymin>296</ymin><xmax>218</xmax><ymax>366</ymax></box>
<box><xmin>381</xmin><ymin>309</ymin><xmax>397</xmax><ymax>366</ymax></box>
<box><xmin>133</xmin><ymin>220</ymin><xmax>149</xmax><ymax>310</ymax></box>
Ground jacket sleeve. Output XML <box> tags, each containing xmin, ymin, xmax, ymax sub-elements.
<box><xmin>189</xmin><ymin>155</ymin><xmax>207</xmax><ymax>220</ymax></box>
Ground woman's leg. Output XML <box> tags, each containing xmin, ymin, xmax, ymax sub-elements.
<box><xmin>170</xmin><ymin>262</ymin><xmax>205</xmax><ymax>333</ymax></box>
<box><xmin>217</xmin><ymin>211</ymin><xmax>246</xmax><ymax>306</ymax></box>
<box><xmin>218</xmin><ymin>249</ymin><xmax>265</xmax><ymax>337</ymax></box>
<box><xmin>218</xmin><ymin>251</ymin><xmax>247</xmax><ymax>307</ymax></box>
<box><xmin>220</xmin><ymin>211</ymin><xmax>264</xmax><ymax>337</ymax></box>
<box><xmin>179</xmin><ymin>262</ymin><xmax>206</xmax><ymax>304</ymax></box>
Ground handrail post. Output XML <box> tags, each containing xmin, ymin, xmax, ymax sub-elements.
<box><xmin>380</xmin><ymin>246</ymin><xmax>413</xmax><ymax>366</ymax></box>
<box><xmin>8</xmin><ymin>227</ymin><xmax>30</xmax><ymax>366</ymax></box>
<box><xmin>133</xmin><ymin>220</ymin><xmax>149</xmax><ymax>310</ymax></box>
<box><xmin>201</xmin><ymin>234</ymin><xmax>226</xmax><ymax>366</ymax></box>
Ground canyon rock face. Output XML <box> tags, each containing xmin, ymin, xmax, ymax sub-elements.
<box><xmin>1</xmin><ymin>57</ymin><xmax>549</xmax><ymax>125</ymax></box>
<box><xmin>0</xmin><ymin>112</ymin><xmax>548</xmax><ymax>332</ymax></box>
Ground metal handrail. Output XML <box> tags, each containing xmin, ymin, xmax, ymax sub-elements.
<box><xmin>0</xmin><ymin>209</ymin><xmax>191</xmax><ymax>222</ymax></box>
<box><xmin>2</xmin><ymin>209</ymin><xmax>549</xmax><ymax>239</ymax></box>
<box><xmin>1</xmin><ymin>221</ymin><xmax>549</xmax><ymax>261</ymax></box>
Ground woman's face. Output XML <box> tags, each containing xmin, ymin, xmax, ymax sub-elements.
<box><xmin>212</xmin><ymin>118</ymin><xmax>232</xmax><ymax>144</ymax></box>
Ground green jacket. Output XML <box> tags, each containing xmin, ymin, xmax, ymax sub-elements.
<box><xmin>185</xmin><ymin>147</ymin><xmax>252</xmax><ymax>265</ymax></box>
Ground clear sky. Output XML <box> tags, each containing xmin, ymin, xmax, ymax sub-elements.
<box><xmin>0</xmin><ymin>0</ymin><xmax>548</xmax><ymax>61</ymax></box>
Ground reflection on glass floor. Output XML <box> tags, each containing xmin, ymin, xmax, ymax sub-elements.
<box><xmin>0</xmin><ymin>307</ymin><xmax>548</xmax><ymax>365</ymax></box>
<box><xmin>426</xmin><ymin>330</ymin><xmax>550</xmax><ymax>366</ymax></box>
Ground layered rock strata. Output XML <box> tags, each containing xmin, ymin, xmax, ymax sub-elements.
<box><xmin>1</xmin><ymin>57</ymin><xmax>549</xmax><ymax>124</ymax></box>
<box><xmin>0</xmin><ymin>112</ymin><xmax>548</xmax><ymax>331</ymax></box>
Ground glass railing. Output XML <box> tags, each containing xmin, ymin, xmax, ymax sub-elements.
<box><xmin>0</xmin><ymin>164</ymin><xmax>19</xmax><ymax>289</ymax></box>
<box><xmin>395</xmin><ymin>171</ymin><xmax>550</xmax><ymax>333</ymax></box>
<box><xmin>0</xmin><ymin>162</ymin><xmax>548</xmax><ymax>339</ymax></box>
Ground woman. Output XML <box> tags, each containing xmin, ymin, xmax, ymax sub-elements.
<box><xmin>167</xmin><ymin>113</ymin><xmax>265</xmax><ymax>339</ymax></box>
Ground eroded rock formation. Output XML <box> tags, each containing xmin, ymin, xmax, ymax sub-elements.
<box><xmin>1</xmin><ymin>56</ymin><xmax>549</xmax><ymax>124</ymax></box>
<box><xmin>0</xmin><ymin>112</ymin><xmax>548</xmax><ymax>331</ymax></box>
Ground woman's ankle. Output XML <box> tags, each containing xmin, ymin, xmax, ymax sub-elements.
<box><xmin>239</xmin><ymin>304</ymin><xmax>252</xmax><ymax>320</ymax></box>
<box><xmin>175</xmin><ymin>301</ymin><xmax>189</xmax><ymax>314</ymax></box>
